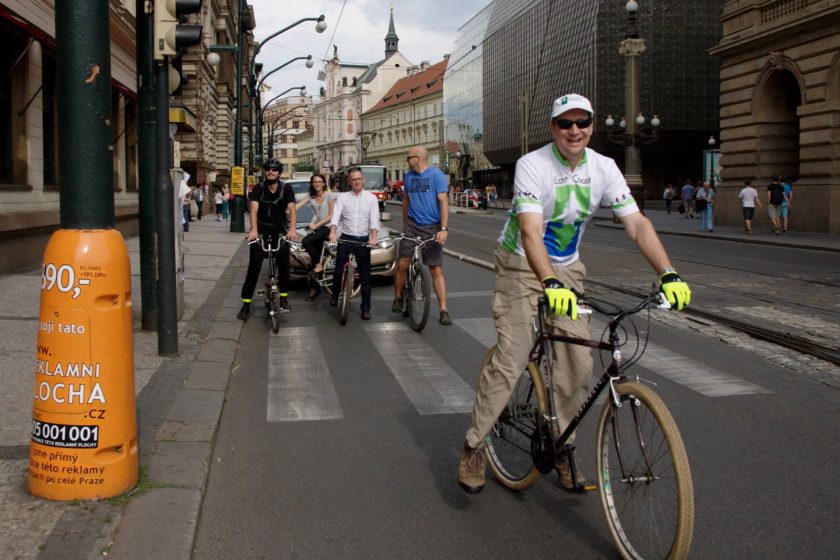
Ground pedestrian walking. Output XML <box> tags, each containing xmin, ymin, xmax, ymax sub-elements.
<box><xmin>695</xmin><ymin>182</ymin><xmax>715</xmax><ymax>232</ymax></box>
<box><xmin>737</xmin><ymin>179</ymin><xmax>761</xmax><ymax>234</ymax></box>
<box><xmin>194</xmin><ymin>185</ymin><xmax>204</xmax><ymax>221</ymax></box>
<box><xmin>663</xmin><ymin>183</ymin><xmax>675</xmax><ymax>214</ymax></box>
<box><xmin>221</xmin><ymin>186</ymin><xmax>229</xmax><ymax>221</ymax></box>
<box><xmin>780</xmin><ymin>176</ymin><xmax>794</xmax><ymax>232</ymax></box>
<box><xmin>767</xmin><ymin>175</ymin><xmax>785</xmax><ymax>234</ymax></box>
<box><xmin>680</xmin><ymin>179</ymin><xmax>695</xmax><ymax>218</ymax></box>
<box><xmin>214</xmin><ymin>188</ymin><xmax>224</xmax><ymax>221</ymax></box>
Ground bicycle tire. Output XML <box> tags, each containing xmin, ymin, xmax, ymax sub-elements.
<box><xmin>407</xmin><ymin>264</ymin><xmax>431</xmax><ymax>331</ymax></box>
<box><xmin>483</xmin><ymin>345</ymin><xmax>548</xmax><ymax>491</ymax></box>
<box><xmin>270</xmin><ymin>293</ymin><xmax>280</xmax><ymax>333</ymax></box>
<box><xmin>596</xmin><ymin>381</ymin><xmax>694</xmax><ymax>560</ymax></box>
<box><xmin>338</xmin><ymin>261</ymin><xmax>353</xmax><ymax>325</ymax></box>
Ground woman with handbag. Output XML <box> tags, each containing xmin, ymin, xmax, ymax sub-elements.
<box><xmin>695</xmin><ymin>182</ymin><xmax>715</xmax><ymax>232</ymax></box>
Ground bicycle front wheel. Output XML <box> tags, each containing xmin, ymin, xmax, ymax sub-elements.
<box><xmin>338</xmin><ymin>262</ymin><xmax>354</xmax><ymax>325</ymax></box>
<box><xmin>407</xmin><ymin>264</ymin><xmax>431</xmax><ymax>331</ymax></box>
<box><xmin>596</xmin><ymin>382</ymin><xmax>694</xmax><ymax>560</ymax></box>
<box><xmin>483</xmin><ymin>345</ymin><xmax>548</xmax><ymax>491</ymax></box>
<box><xmin>270</xmin><ymin>293</ymin><xmax>280</xmax><ymax>333</ymax></box>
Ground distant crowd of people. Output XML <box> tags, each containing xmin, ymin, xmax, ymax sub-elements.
<box><xmin>663</xmin><ymin>175</ymin><xmax>794</xmax><ymax>235</ymax></box>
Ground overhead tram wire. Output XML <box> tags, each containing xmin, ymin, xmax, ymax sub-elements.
<box><xmin>321</xmin><ymin>0</ymin><xmax>347</xmax><ymax>64</ymax></box>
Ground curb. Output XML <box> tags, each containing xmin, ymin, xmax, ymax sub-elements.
<box><xmin>105</xmin><ymin>241</ymin><xmax>247</xmax><ymax>560</ymax></box>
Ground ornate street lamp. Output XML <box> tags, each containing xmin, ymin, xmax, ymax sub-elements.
<box><xmin>602</xmin><ymin>0</ymin><xmax>660</xmax><ymax>213</ymax></box>
<box><xmin>707</xmin><ymin>135</ymin><xmax>718</xmax><ymax>189</ymax></box>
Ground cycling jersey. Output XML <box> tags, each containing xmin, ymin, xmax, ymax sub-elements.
<box><xmin>498</xmin><ymin>144</ymin><xmax>638</xmax><ymax>266</ymax></box>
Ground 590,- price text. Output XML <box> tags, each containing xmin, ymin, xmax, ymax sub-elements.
<box><xmin>41</xmin><ymin>263</ymin><xmax>90</xmax><ymax>300</ymax></box>
<box><xmin>32</xmin><ymin>420</ymin><xmax>99</xmax><ymax>448</ymax></box>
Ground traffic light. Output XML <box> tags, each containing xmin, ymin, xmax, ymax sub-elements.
<box><xmin>153</xmin><ymin>0</ymin><xmax>203</xmax><ymax>61</ymax></box>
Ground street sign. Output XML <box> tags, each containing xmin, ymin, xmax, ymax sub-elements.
<box><xmin>231</xmin><ymin>166</ymin><xmax>245</xmax><ymax>196</ymax></box>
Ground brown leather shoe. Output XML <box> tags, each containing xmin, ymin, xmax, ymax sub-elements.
<box><xmin>457</xmin><ymin>442</ymin><xmax>486</xmax><ymax>493</ymax></box>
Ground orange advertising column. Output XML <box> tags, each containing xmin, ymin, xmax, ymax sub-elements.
<box><xmin>28</xmin><ymin>230</ymin><xmax>138</xmax><ymax>500</ymax></box>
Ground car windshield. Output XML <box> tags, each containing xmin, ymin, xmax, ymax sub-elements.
<box><xmin>287</xmin><ymin>180</ymin><xmax>310</xmax><ymax>195</ymax></box>
<box><xmin>295</xmin><ymin>204</ymin><xmax>313</xmax><ymax>226</ymax></box>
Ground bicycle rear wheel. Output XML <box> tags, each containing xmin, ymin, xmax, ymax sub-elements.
<box><xmin>407</xmin><ymin>264</ymin><xmax>431</xmax><ymax>331</ymax></box>
<box><xmin>483</xmin><ymin>345</ymin><xmax>548</xmax><ymax>491</ymax></box>
<box><xmin>596</xmin><ymin>381</ymin><xmax>694</xmax><ymax>560</ymax></box>
<box><xmin>338</xmin><ymin>262</ymin><xmax>354</xmax><ymax>325</ymax></box>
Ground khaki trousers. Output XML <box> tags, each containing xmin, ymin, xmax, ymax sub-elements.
<box><xmin>465</xmin><ymin>248</ymin><xmax>592</xmax><ymax>449</ymax></box>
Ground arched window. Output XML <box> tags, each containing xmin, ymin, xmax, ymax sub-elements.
<box><xmin>342</xmin><ymin>77</ymin><xmax>347</xmax><ymax>87</ymax></box>
<box><xmin>352</xmin><ymin>77</ymin><xmax>358</xmax><ymax>87</ymax></box>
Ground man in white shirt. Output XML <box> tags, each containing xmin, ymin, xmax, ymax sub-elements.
<box><xmin>737</xmin><ymin>179</ymin><xmax>762</xmax><ymax>234</ymax></box>
<box><xmin>328</xmin><ymin>168</ymin><xmax>380</xmax><ymax>319</ymax></box>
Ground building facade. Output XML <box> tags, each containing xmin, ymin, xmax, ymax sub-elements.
<box><xmin>312</xmin><ymin>10</ymin><xmax>412</xmax><ymax>180</ymax></box>
<box><xmin>445</xmin><ymin>0</ymin><xmax>723</xmax><ymax>199</ymax></box>
<box><xmin>261</xmin><ymin>94</ymin><xmax>312</xmax><ymax>179</ymax></box>
<box><xmin>362</xmin><ymin>59</ymin><xmax>447</xmax><ymax>181</ymax></box>
<box><xmin>710</xmin><ymin>0</ymin><xmax>840</xmax><ymax>233</ymax></box>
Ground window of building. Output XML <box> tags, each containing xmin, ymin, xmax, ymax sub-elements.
<box><xmin>42</xmin><ymin>48</ymin><xmax>59</xmax><ymax>187</ymax></box>
<box><xmin>342</xmin><ymin>77</ymin><xmax>347</xmax><ymax>87</ymax></box>
<box><xmin>0</xmin><ymin>28</ymin><xmax>29</xmax><ymax>186</ymax></box>
<box><xmin>292</xmin><ymin>120</ymin><xmax>300</xmax><ymax>129</ymax></box>
<box><xmin>280</xmin><ymin>148</ymin><xmax>288</xmax><ymax>157</ymax></box>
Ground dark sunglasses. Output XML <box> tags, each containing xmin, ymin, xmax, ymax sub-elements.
<box><xmin>553</xmin><ymin>117</ymin><xmax>593</xmax><ymax>130</ymax></box>
<box><xmin>263</xmin><ymin>166</ymin><xmax>281</xmax><ymax>172</ymax></box>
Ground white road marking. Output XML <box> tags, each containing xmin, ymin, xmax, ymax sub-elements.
<box><xmin>458</xmin><ymin>316</ymin><xmax>772</xmax><ymax>397</ymax></box>
<box><xmin>267</xmin><ymin>326</ymin><xmax>343</xmax><ymax>422</ymax></box>
<box><xmin>364</xmin><ymin>323</ymin><xmax>475</xmax><ymax>414</ymax></box>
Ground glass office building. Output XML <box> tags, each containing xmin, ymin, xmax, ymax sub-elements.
<box><xmin>445</xmin><ymin>0</ymin><xmax>722</xmax><ymax>198</ymax></box>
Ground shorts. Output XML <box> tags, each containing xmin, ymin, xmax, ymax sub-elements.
<box><xmin>768</xmin><ymin>204</ymin><xmax>781</xmax><ymax>219</ymax></box>
<box><xmin>780</xmin><ymin>203</ymin><xmax>789</xmax><ymax>218</ymax></box>
<box><xmin>399</xmin><ymin>218</ymin><xmax>444</xmax><ymax>266</ymax></box>
<box><xmin>742</xmin><ymin>207</ymin><xmax>755</xmax><ymax>220</ymax></box>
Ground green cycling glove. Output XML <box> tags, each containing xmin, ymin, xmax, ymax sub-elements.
<box><xmin>659</xmin><ymin>270</ymin><xmax>691</xmax><ymax>310</ymax></box>
<box><xmin>541</xmin><ymin>277</ymin><xmax>578</xmax><ymax>320</ymax></box>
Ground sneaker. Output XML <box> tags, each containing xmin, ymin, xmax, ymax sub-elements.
<box><xmin>391</xmin><ymin>296</ymin><xmax>403</xmax><ymax>313</ymax></box>
<box><xmin>457</xmin><ymin>442</ymin><xmax>486</xmax><ymax>493</ymax></box>
<box><xmin>236</xmin><ymin>302</ymin><xmax>251</xmax><ymax>320</ymax></box>
<box><xmin>279</xmin><ymin>297</ymin><xmax>290</xmax><ymax>313</ymax></box>
<box><xmin>439</xmin><ymin>310</ymin><xmax>452</xmax><ymax>326</ymax></box>
<box><xmin>555</xmin><ymin>447</ymin><xmax>587</xmax><ymax>492</ymax></box>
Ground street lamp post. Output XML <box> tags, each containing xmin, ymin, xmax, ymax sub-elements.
<box><xmin>258</xmin><ymin>86</ymin><xmax>306</xmax><ymax>164</ymax></box>
<box><xmin>707</xmin><ymin>136</ymin><xmax>718</xmax><ymax>190</ymax></box>
<box><xmin>603</xmin><ymin>0</ymin><xmax>660</xmax><ymax>214</ymax></box>
<box><xmin>225</xmin><ymin>11</ymin><xmax>326</xmax><ymax>233</ymax></box>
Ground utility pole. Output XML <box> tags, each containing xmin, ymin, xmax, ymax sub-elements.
<box><xmin>136</xmin><ymin>0</ymin><xmax>157</xmax><ymax>331</ymax></box>
<box><xmin>229</xmin><ymin>0</ymin><xmax>247</xmax><ymax>233</ymax></box>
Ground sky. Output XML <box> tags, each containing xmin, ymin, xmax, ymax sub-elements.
<box><xmin>247</xmin><ymin>0</ymin><xmax>491</xmax><ymax>104</ymax></box>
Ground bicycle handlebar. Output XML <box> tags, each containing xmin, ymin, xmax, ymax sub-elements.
<box><xmin>538</xmin><ymin>289</ymin><xmax>670</xmax><ymax>320</ymax></box>
<box><xmin>248</xmin><ymin>234</ymin><xmax>290</xmax><ymax>252</ymax></box>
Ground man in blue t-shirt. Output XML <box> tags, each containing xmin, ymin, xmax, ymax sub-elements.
<box><xmin>392</xmin><ymin>146</ymin><xmax>452</xmax><ymax>325</ymax></box>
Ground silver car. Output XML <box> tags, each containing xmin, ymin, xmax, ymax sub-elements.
<box><xmin>288</xmin><ymin>204</ymin><xmax>397</xmax><ymax>280</ymax></box>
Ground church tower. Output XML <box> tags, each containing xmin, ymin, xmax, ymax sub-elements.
<box><xmin>384</xmin><ymin>8</ymin><xmax>399</xmax><ymax>57</ymax></box>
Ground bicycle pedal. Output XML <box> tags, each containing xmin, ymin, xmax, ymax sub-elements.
<box><xmin>256</xmin><ymin>289</ymin><xmax>266</xmax><ymax>296</ymax></box>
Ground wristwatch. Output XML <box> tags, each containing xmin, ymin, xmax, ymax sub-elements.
<box><xmin>440</xmin><ymin>226</ymin><xmax>448</xmax><ymax>231</ymax></box>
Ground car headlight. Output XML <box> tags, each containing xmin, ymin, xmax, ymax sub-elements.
<box><xmin>377</xmin><ymin>238</ymin><xmax>394</xmax><ymax>249</ymax></box>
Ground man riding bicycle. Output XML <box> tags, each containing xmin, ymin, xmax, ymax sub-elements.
<box><xmin>237</xmin><ymin>159</ymin><xmax>298</xmax><ymax>320</ymax></box>
<box><xmin>457</xmin><ymin>93</ymin><xmax>692</xmax><ymax>493</ymax></box>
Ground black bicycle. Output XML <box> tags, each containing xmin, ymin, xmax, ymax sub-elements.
<box><xmin>334</xmin><ymin>238</ymin><xmax>369</xmax><ymax>326</ymax></box>
<box><xmin>249</xmin><ymin>234</ymin><xmax>288</xmax><ymax>333</ymax></box>
<box><xmin>397</xmin><ymin>234</ymin><xmax>437</xmax><ymax>331</ymax></box>
<box><xmin>483</xmin><ymin>290</ymin><xmax>694</xmax><ymax>560</ymax></box>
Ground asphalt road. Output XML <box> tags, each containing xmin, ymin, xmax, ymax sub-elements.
<box><xmin>193</xmin><ymin>209</ymin><xmax>840</xmax><ymax>559</ymax></box>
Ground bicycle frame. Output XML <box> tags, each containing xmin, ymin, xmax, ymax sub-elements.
<box><xmin>531</xmin><ymin>292</ymin><xmax>663</xmax><ymax>451</ymax></box>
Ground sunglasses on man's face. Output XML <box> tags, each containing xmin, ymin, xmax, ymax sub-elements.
<box><xmin>264</xmin><ymin>166</ymin><xmax>281</xmax><ymax>172</ymax></box>
<box><xmin>553</xmin><ymin>117</ymin><xmax>593</xmax><ymax>130</ymax></box>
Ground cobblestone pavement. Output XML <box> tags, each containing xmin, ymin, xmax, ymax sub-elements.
<box><xmin>0</xmin><ymin>219</ymin><xmax>242</xmax><ymax>559</ymax></box>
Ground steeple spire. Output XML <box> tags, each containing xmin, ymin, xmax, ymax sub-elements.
<box><xmin>385</xmin><ymin>7</ymin><xmax>399</xmax><ymax>57</ymax></box>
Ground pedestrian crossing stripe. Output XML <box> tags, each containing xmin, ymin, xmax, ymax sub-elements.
<box><xmin>454</xmin><ymin>316</ymin><xmax>772</xmax><ymax>398</ymax></box>
<box><xmin>364</xmin><ymin>323</ymin><xmax>475</xmax><ymax>415</ymax></box>
<box><xmin>267</xmin><ymin>326</ymin><xmax>343</xmax><ymax>422</ymax></box>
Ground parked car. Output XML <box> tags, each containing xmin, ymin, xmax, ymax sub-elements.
<box><xmin>287</xmin><ymin>204</ymin><xmax>397</xmax><ymax>280</ymax></box>
<box><xmin>465</xmin><ymin>188</ymin><xmax>488</xmax><ymax>209</ymax></box>
<box><xmin>285</xmin><ymin>178</ymin><xmax>310</xmax><ymax>202</ymax></box>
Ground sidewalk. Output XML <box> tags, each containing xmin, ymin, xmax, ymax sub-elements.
<box><xmin>593</xmin><ymin>206</ymin><xmax>840</xmax><ymax>252</ymax></box>
<box><xmin>0</xmin><ymin>216</ymin><xmax>247</xmax><ymax>560</ymax></box>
